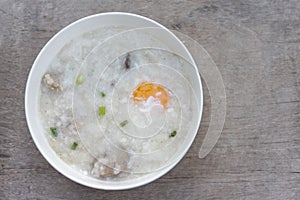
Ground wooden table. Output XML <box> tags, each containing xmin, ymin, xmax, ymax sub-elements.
<box><xmin>1</xmin><ymin>1</ymin><xmax>300</xmax><ymax>199</ymax></box>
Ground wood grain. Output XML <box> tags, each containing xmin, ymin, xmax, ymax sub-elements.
<box><xmin>1</xmin><ymin>0</ymin><xmax>300</xmax><ymax>199</ymax></box>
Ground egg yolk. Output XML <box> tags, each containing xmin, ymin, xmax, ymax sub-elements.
<box><xmin>133</xmin><ymin>82</ymin><xmax>169</xmax><ymax>109</ymax></box>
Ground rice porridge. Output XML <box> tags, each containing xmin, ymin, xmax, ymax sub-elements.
<box><xmin>39</xmin><ymin>26</ymin><xmax>200</xmax><ymax>180</ymax></box>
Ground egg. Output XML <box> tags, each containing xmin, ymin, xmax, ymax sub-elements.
<box><xmin>132</xmin><ymin>82</ymin><xmax>169</xmax><ymax>110</ymax></box>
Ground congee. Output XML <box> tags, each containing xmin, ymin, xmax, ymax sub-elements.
<box><xmin>39</xmin><ymin>26</ymin><xmax>200</xmax><ymax>180</ymax></box>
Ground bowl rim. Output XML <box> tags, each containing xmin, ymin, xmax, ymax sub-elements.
<box><xmin>25</xmin><ymin>12</ymin><xmax>203</xmax><ymax>190</ymax></box>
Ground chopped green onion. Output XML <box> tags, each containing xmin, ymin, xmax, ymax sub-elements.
<box><xmin>71</xmin><ymin>142</ymin><xmax>78</xmax><ymax>150</ymax></box>
<box><xmin>120</xmin><ymin>120</ymin><xmax>128</xmax><ymax>127</ymax></box>
<box><xmin>76</xmin><ymin>74</ymin><xmax>84</xmax><ymax>84</ymax></box>
<box><xmin>50</xmin><ymin>127</ymin><xmax>58</xmax><ymax>137</ymax></box>
<box><xmin>98</xmin><ymin>106</ymin><xmax>106</xmax><ymax>116</ymax></box>
<box><xmin>101</xmin><ymin>92</ymin><xmax>106</xmax><ymax>98</ymax></box>
<box><xmin>169</xmin><ymin>130</ymin><xmax>177</xmax><ymax>138</ymax></box>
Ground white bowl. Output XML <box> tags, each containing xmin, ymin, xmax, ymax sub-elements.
<box><xmin>25</xmin><ymin>12</ymin><xmax>203</xmax><ymax>190</ymax></box>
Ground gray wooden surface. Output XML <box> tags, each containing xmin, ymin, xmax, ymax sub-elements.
<box><xmin>1</xmin><ymin>0</ymin><xmax>300</xmax><ymax>199</ymax></box>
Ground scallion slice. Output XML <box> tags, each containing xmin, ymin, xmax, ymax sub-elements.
<box><xmin>76</xmin><ymin>74</ymin><xmax>84</xmax><ymax>84</ymax></box>
<box><xmin>169</xmin><ymin>130</ymin><xmax>177</xmax><ymax>138</ymax></box>
<box><xmin>50</xmin><ymin>127</ymin><xmax>58</xmax><ymax>137</ymax></box>
<box><xmin>71</xmin><ymin>142</ymin><xmax>78</xmax><ymax>150</ymax></box>
<box><xmin>98</xmin><ymin>106</ymin><xmax>106</xmax><ymax>116</ymax></box>
<box><xmin>120</xmin><ymin>120</ymin><xmax>128</xmax><ymax>127</ymax></box>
